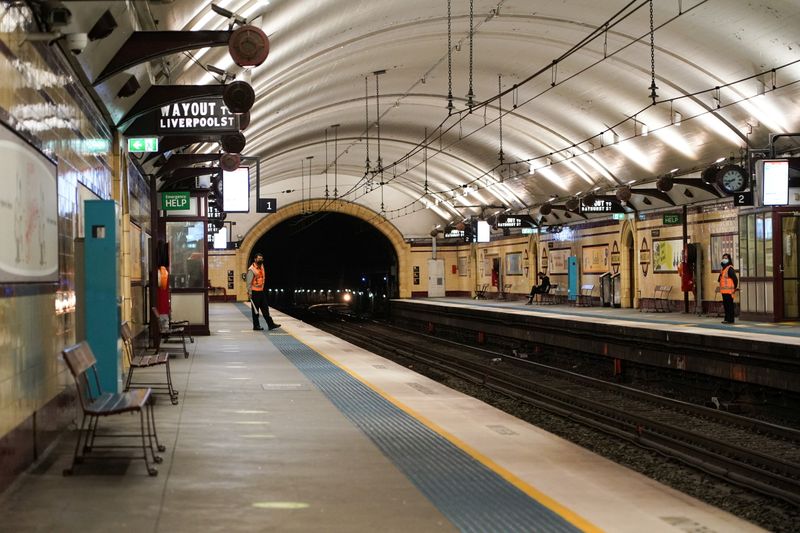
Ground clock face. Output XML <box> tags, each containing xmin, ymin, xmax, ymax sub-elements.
<box><xmin>716</xmin><ymin>165</ymin><xmax>748</xmax><ymax>194</ymax></box>
<box><xmin>722</xmin><ymin>170</ymin><xmax>744</xmax><ymax>190</ymax></box>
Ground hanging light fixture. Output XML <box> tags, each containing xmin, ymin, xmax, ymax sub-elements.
<box><xmin>656</xmin><ymin>175</ymin><xmax>674</xmax><ymax>192</ymax></box>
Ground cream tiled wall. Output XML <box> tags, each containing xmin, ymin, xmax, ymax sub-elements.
<box><xmin>0</xmin><ymin>7</ymin><xmax>114</xmax><ymax>438</ymax></box>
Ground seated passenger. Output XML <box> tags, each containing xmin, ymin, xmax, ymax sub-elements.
<box><xmin>526</xmin><ymin>272</ymin><xmax>551</xmax><ymax>304</ymax></box>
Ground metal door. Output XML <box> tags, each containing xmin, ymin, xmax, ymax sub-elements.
<box><xmin>778</xmin><ymin>214</ymin><xmax>800</xmax><ymax>319</ymax></box>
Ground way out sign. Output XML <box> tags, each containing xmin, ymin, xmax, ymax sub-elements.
<box><xmin>156</xmin><ymin>98</ymin><xmax>239</xmax><ymax>134</ymax></box>
<box><xmin>162</xmin><ymin>191</ymin><xmax>190</xmax><ymax>211</ymax></box>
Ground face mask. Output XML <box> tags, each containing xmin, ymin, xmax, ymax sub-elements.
<box><xmin>256</xmin><ymin>259</ymin><xmax>263</xmax><ymax>265</ymax></box>
<box><xmin>721</xmin><ymin>259</ymin><xmax>729</xmax><ymax>267</ymax></box>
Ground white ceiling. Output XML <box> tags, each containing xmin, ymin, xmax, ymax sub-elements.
<box><xmin>61</xmin><ymin>0</ymin><xmax>800</xmax><ymax>237</ymax></box>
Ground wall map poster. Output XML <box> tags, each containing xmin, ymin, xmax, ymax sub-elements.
<box><xmin>0</xmin><ymin>124</ymin><xmax>58</xmax><ymax>282</ymax></box>
<box><xmin>548</xmin><ymin>248</ymin><xmax>570</xmax><ymax>275</ymax></box>
<box><xmin>581</xmin><ymin>244</ymin><xmax>609</xmax><ymax>274</ymax></box>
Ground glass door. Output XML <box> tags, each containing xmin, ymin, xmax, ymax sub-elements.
<box><xmin>780</xmin><ymin>215</ymin><xmax>800</xmax><ymax>320</ymax></box>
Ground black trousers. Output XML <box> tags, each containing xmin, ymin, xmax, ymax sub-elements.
<box><xmin>250</xmin><ymin>290</ymin><xmax>275</xmax><ymax>327</ymax></box>
<box><xmin>529</xmin><ymin>285</ymin><xmax>547</xmax><ymax>297</ymax></box>
<box><xmin>722</xmin><ymin>293</ymin><xmax>735</xmax><ymax>323</ymax></box>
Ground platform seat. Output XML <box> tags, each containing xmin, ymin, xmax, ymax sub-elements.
<box><xmin>61</xmin><ymin>341</ymin><xmax>164</xmax><ymax>477</ymax></box>
<box><xmin>121</xmin><ymin>321</ymin><xmax>178</xmax><ymax>405</ymax></box>
<box><xmin>474</xmin><ymin>283</ymin><xmax>489</xmax><ymax>300</ymax></box>
<box><xmin>151</xmin><ymin>307</ymin><xmax>191</xmax><ymax>358</ymax></box>
<box><xmin>574</xmin><ymin>284</ymin><xmax>595</xmax><ymax>307</ymax></box>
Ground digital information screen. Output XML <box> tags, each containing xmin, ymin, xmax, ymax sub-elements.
<box><xmin>762</xmin><ymin>159</ymin><xmax>789</xmax><ymax>206</ymax></box>
<box><xmin>223</xmin><ymin>167</ymin><xmax>250</xmax><ymax>212</ymax></box>
<box><xmin>476</xmin><ymin>220</ymin><xmax>490</xmax><ymax>243</ymax></box>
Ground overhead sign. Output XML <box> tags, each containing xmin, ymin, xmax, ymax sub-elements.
<box><xmin>663</xmin><ymin>213</ymin><xmax>682</xmax><ymax>225</ymax></box>
<box><xmin>161</xmin><ymin>191</ymin><xmax>190</xmax><ymax>211</ymax></box>
<box><xmin>127</xmin><ymin>137</ymin><xmax>158</xmax><ymax>153</ymax></box>
<box><xmin>156</xmin><ymin>98</ymin><xmax>239</xmax><ymax>134</ymax></box>
<box><xmin>444</xmin><ymin>229</ymin><xmax>465</xmax><ymax>238</ymax></box>
<box><xmin>497</xmin><ymin>214</ymin><xmax>535</xmax><ymax>228</ymax></box>
<box><xmin>580</xmin><ymin>197</ymin><xmax>625</xmax><ymax>214</ymax></box>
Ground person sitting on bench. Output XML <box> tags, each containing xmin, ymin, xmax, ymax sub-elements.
<box><xmin>526</xmin><ymin>272</ymin><xmax>551</xmax><ymax>304</ymax></box>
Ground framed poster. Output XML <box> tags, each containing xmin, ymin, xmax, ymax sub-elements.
<box><xmin>0</xmin><ymin>123</ymin><xmax>58</xmax><ymax>282</ymax></box>
<box><xmin>548</xmin><ymin>248</ymin><xmax>570</xmax><ymax>275</ymax></box>
<box><xmin>505</xmin><ymin>252</ymin><xmax>523</xmax><ymax>275</ymax></box>
<box><xmin>652</xmin><ymin>238</ymin><xmax>683</xmax><ymax>273</ymax></box>
<box><xmin>582</xmin><ymin>244</ymin><xmax>609</xmax><ymax>274</ymax></box>
<box><xmin>710</xmin><ymin>233</ymin><xmax>736</xmax><ymax>272</ymax></box>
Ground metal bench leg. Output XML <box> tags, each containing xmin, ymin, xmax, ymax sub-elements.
<box><xmin>165</xmin><ymin>360</ymin><xmax>179</xmax><ymax>405</ymax></box>
<box><xmin>64</xmin><ymin>415</ymin><xmax>90</xmax><ymax>475</ymax></box>
<box><xmin>139</xmin><ymin>409</ymin><xmax>158</xmax><ymax>476</ymax></box>
<box><xmin>147</xmin><ymin>398</ymin><xmax>165</xmax><ymax>454</ymax></box>
<box><xmin>125</xmin><ymin>367</ymin><xmax>134</xmax><ymax>392</ymax></box>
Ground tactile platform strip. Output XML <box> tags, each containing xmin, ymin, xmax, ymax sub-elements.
<box><xmin>241</xmin><ymin>306</ymin><xmax>583</xmax><ymax>533</ymax></box>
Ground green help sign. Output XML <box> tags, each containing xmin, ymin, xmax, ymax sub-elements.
<box><xmin>127</xmin><ymin>137</ymin><xmax>159</xmax><ymax>153</ymax></box>
<box><xmin>663</xmin><ymin>213</ymin><xmax>682</xmax><ymax>225</ymax></box>
<box><xmin>162</xmin><ymin>191</ymin><xmax>190</xmax><ymax>211</ymax></box>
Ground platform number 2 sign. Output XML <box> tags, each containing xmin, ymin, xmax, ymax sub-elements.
<box><xmin>734</xmin><ymin>192</ymin><xmax>754</xmax><ymax>206</ymax></box>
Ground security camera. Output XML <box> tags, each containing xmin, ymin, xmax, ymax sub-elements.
<box><xmin>64</xmin><ymin>33</ymin><xmax>88</xmax><ymax>54</ymax></box>
<box><xmin>24</xmin><ymin>32</ymin><xmax>88</xmax><ymax>54</ymax></box>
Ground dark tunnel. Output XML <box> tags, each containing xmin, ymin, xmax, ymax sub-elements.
<box><xmin>248</xmin><ymin>212</ymin><xmax>398</xmax><ymax>297</ymax></box>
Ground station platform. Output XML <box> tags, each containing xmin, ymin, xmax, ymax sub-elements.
<box><xmin>402</xmin><ymin>297</ymin><xmax>800</xmax><ymax>343</ymax></box>
<box><xmin>0</xmin><ymin>303</ymin><xmax>761</xmax><ymax>532</ymax></box>
<box><xmin>391</xmin><ymin>298</ymin><xmax>800</xmax><ymax>394</ymax></box>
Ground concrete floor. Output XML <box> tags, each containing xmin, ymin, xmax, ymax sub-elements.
<box><xmin>0</xmin><ymin>305</ymin><xmax>453</xmax><ymax>533</ymax></box>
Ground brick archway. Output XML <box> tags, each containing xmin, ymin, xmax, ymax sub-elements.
<box><xmin>237</xmin><ymin>199</ymin><xmax>411</xmax><ymax>298</ymax></box>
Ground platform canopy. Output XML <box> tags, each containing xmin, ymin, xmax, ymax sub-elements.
<box><xmin>61</xmin><ymin>0</ymin><xmax>800</xmax><ymax>237</ymax></box>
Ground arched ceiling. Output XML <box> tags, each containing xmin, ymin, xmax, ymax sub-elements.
<box><xmin>54</xmin><ymin>0</ymin><xmax>800</xmax><ymax>236</ymax></box>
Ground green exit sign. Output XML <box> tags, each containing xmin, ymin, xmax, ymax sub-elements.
<box><xmin>162</xmin><ymin>191</ymin><xmax>190</xmax><ymax>211</ymax></box>
<box><xmin>128</xmin><ymin>137</ymin><xmax>159</xmax><ymax>153</ymax></box>
<box><xmin>663</xmin><ymin>213</ymin><xmax>682</xmax><ymax>225</ymax></box>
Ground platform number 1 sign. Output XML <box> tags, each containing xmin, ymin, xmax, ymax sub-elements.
<box><xmin>257</xmin><ymin>198</ymin><xmax>277</xmax><ymax>213</ymax></box>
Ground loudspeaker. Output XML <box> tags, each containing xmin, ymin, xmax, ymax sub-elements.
<box><xmin>229</xmin><ymin>24</ymin><xmax>270</xmax><ymax>67</ymax></box>
<box><xmin>220</xmin><ymin>153</ymin><xmax>241</xmax><ymax>171</ymax></box>
<box><xmin>223</xmin><ymin>81</ymin><xmax>255</xmax><ymax>114</ymax></box>
<box><xmin>221</xmin><ymin>132</ymin><xmax>246</xmax><ymax>154</ymax></box>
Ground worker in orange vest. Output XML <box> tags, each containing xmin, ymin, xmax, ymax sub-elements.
<box><xmin>718</xmin><ymin>253</ymin><xmax>738</xmax><ymax>324</ymax></box>
<box><xmin>246</xmin><ymin>252</ymin><xmax>280</xmax><ymax>331</ymax></box>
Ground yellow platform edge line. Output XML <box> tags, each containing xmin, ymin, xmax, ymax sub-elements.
<box><xmin>282</xmin><ymin>327</ymin><xmax>603</xmax><ymax>533</ymax></box>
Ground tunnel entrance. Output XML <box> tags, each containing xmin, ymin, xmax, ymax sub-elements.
<box><xmin>249</xmin><ymin>211</ymin><xmax>399</xmax><ymax>299</ymax></box>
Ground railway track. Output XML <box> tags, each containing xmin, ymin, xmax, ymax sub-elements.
<box><xmin>315</xmin><ymin>317</ymin><xmax>800</xmax><ymax>506</ymax></box>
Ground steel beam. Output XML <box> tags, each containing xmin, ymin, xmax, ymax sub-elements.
<box><xmin>94</xmin><ymin>31</ymin><xmax>232</xmax><ymax>86</ymax></box>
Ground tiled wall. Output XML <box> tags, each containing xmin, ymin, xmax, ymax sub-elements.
<box><xmin>406</xmin><ymin>202</ymin><xmax>739</xmax><ymax>307</ymax></box>
<box><xmin>0</xmin><ymin>5</ymin><xmax>114</xmax><ymax>489</ymax></box>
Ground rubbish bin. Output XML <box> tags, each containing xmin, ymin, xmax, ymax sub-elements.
<box><xmin>599</xmin><ymin>272</ymin><xmax>612</xmax><ymax>307</ymax></box>
<box><xmin>611</xmin><ymin>273</ymin><xmax>622</xmax><ymax>308</ymax></box>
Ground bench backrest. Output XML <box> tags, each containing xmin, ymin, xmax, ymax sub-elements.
<box><xmin>655</xmin><ymin>285</ymin><xmax>672</xmax><ymax>293</ymax></box>
<box><xmin>580</xmin><ymin>284</ymin><xmax>594</xmax><ymax>292</ymax></box>
<box><xmin>62</xmin><ymin>342</ymin><xmax>102</xmax><ymax>410</ymax></box>
<box><xmin>120</xmin><ymin>321</ymin><xmax>134</xmax><ymax>365</ymax></box>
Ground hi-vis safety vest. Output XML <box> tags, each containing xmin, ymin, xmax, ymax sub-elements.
<box><xmin>249</xmin><ymin>264</ymin><xmax>265</xmax><ymax>291</ymax></box>
<box><xmin>720</xmin><ymin>265</ymin><xmax>736</xmax><ymax>295</ymax></box>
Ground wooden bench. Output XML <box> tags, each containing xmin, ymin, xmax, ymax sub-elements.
<box><xmin>575</xmin><ymin>284</ymin><xmax>595</xmax><ymax>307</ymax></box>
<box><xmin>539</xmin><ymin>283</ymin><xmax>559</xmax><ymax>304</ymax></box>
<box><xmin>121</xmin><ymin>322</ymin><xmax>179</xmax><ymax>405</ymax></box>
<box><xmin>653</xmin><ymin>285</ymin><xmax>672</xmax><ymax>312</ymax></box>
<box><xmin>61</xmin><ymin>341</ymin><xmax>164</xmax><ymax>477</ymax></box>
<box><xmin>498</xmin><ymin>283</ymin><xmax>513</xmax><ymax>300</ymax></box>
<box><xmin>151</xmin><ymin>307</ymin><xmax>191</xmax><ymax>358</ymax></box>
<box><xmin>474</xmin><ymin>283</ymin><xmax>489</xmax><ymax>299</ymax></box>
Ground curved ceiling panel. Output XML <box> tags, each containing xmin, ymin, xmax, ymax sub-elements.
<box><xmin>60</xmin><ymin>0</ymin><xmax>800</xmax><ymax>235</ymax></box>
